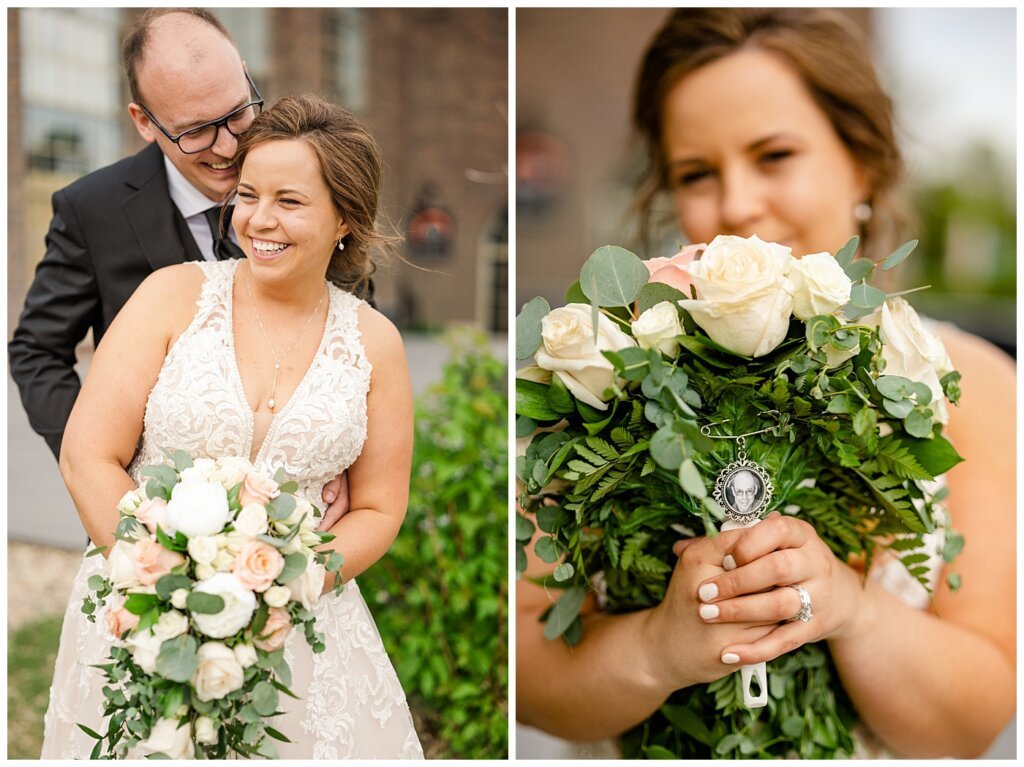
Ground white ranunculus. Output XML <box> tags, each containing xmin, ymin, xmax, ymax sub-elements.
<box><xmin>234</xmin><ymin>504</ymin><xmax>269</xmax><ymax>538</ymax></box>
<box><xmin>212</xmin><ymin>549</ymin><xmax>235</xmax><ymax>572</ymax></box>
<box><xmin>534</xmin><ymin>303</ymin><xmax>637</xmax><ymax>410</ymax></box>
<box><xmin>152</xmin><ymin>610</ymin><xmax>189</xmax><ymax>641</ymax></box>
<box><xmin>126</xmin><ymin>628</ymin><xmax>162</xmax><ymax>674</ymax></box>
<box><xmin>789</xmin><ymin>252</ymin><xmax>853</xmax><ymax>320</ymax></box>
<box><xmin>190</xmin><ymin>573</ymin><xmax>258</xmax><ymax>639</ymax></box>
<box><xmin>263</xmin><ymin>585</ymin><xmax>291</xmax><ymax>608</ymax></box>
<box><xmin>117</xmin><ymin>489</ymin><xmax>143</xmax><ymax>516</ymax></box>
<box><xmin>192</xmin><ymin>641</ymin><xmax>245</xmax><ymax>701</ymax></box>
<box><xmin>286</xmin><ymin>556</ymin><xmax>326</xmax><ymax>610</ymax></box>
<box><xmin>862</xmin><ymin>297</ymin><xmax>953</xmax><ymax>423</ymax></box>
<box><xmin>299</xmin><ymin>529</ymin><xmax>322</xmax><ymax>548</ymax></box>
<box><xmin>138</xmin><ymin>718</ymin><xmax>192</xmax><ymax>759</ymax></box>
<box><xmin>166</xmin><ymin>481</ymin><xmax>230</xmax><ymax>539</ymax></box>
<box><xmin>195</xmin><ymin>563</ymin><xmax>216</xmax><ymax>581</ymax></box>
<box><xmin>631</xmin><ymin>301</ymin><xmax>684</xmax><ymax>356</ymax></box>
<box><xmin>679</xmin><ymin>234</ymin><xmax>796</xmax><ymax>357</ymax></box>
<box><xmin>107</xmin><ymin>540</ymin><xmax>142</xmax><ymax>589</ymax></box>
<box><xmin>170</xmin><ymin>588</ymin><xmax>190</xmax><ymax>610</ymax></box>
<box><xmin>179</xmin><ymin>457</ymin><xmax>216</xmax><ymax>484</ymax></box>
<box><xmin>211</xmin><ymin>456</ymin><xmax>254</xmax><ymax>490</ymax></box>
<box><xmin>233</xmin><ymin>642</ymin><xmax>258</xmax><ymax>668</ymax></box>
<box><xmin>194</xmin><ymin>715</ymin><xmax>219</xmax><ymax>746</ymax></box>
<box><xmin>187</xmin><ymin>535</ymin><xmax>218</xmax><ymax>565</ymax></box>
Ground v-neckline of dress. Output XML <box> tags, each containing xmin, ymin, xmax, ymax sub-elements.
<box><xmin>224</xmin><ymin>261</ymin><xmax>334</xmax><ymax>466</ymax></box>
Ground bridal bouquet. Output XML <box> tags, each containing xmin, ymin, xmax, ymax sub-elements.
<box><xmin>515</xmin><ymin>234</ymin><xmax>964</xmax><ymax>758</ymax></box>
<box><xmin>78</xmin><ymin>452</ymin><xmax>344</xmax><ymax>759</ymax></box>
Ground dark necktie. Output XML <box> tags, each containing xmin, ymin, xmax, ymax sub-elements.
<box><xmin>203</xmin><ymin>205</ymin><xmax>245</xmax><ymax>261</ymax></box>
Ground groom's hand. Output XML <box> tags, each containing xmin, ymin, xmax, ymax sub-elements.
<box><xmin>319</xmin><ymin>472</ymin><xmax>350</xmax><ymax>530</ymax></box>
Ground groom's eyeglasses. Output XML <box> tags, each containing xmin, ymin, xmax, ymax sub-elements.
<box><xmin>138</xmin><ymin>71</ymin><xmax>264</xmax><ymax>155</ymax></box>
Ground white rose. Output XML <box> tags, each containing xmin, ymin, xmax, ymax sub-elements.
<box><xmin>166</xmin><ymin>481</ymin><xmax>230</xmax><ymax>538</ymax></box>
<box><xmin>190</xmin><ymin>572</ymin><xmax>258</xmax><ymax>638</ymax></box>
<box><xmin>152</xmin><ymin>610</ymin><xmax>189</xmax><ymax>641</ymax></box>
<box><xmin>117</xmin><ymin>490</ymin><xmax>143</xmax><ymax>516</ymax></box>
<box><xmin>192</xmin><ymin>641</ymin><xmax>245</xmax><ymax>701</ymax></box>
<box><xmin>789</xmin><ymin>252</ymin><xmax>853</xmax><ymax>320</ymax></box>
<box><xmin>862</xmin><ymin>297</ymin><xmax>953</xmax><ymax>424</ymax></box>
<box><xmin>138</xmin><ymin>718</ymin><xmax>192</xmax><ymax>759</ymax></box>
<box><xmin>679</xmin><ymin>234</ymin><xmax>796</xmax><ymax>357</ymax></box>
<box><xmin>194</xmin><ymin>715</ymin><xmax>219</xmax><ymax>746</ymax></box>
<box><xmin>263</xmin><ymin>585</ymin><xmax>291</xmax><ymax>608</ymax></box>
<box><xmin>286</xmin><ymin>556</ymin><xmax>326</xmax><ymax>610</ymax></box>
<box><xmin>534</xmin><ymin>303</ymin><xmax>638</xmax><ymax>410</ymax></box>
<box><xmin>170</xmin><ymin>588</ymin><xmax>189</xmax><ymax>610</ymax></box>
<box><xmin>233</xmin><ymin>642</ymin><xmax>258</xmax><ymax>668</ymax></box>
<box><xmin>107</xmin><ymin>540</ymin><xmax>142</xmax><ymax>589</ymax></box>
<box><xmin>187</xmin><ymin>535</ymin><xmax>218</xmax><ymax>565</ymax></box>
<box><xmin>212</xmin><ymin>549</ymin><xmax>236</xmax><ymax>572</ymax></box>
<box><xmin>211</xmin><ymin>456</ymin><xmax>254</xmax><ymax>490</ymax></box>
<box><xmin>195</xmin><ymin>563</ymin><xmax>216</xmax><ymax>581</ymax></box>
<box><xmin>631</xmin><ymin>301</ymin><xmax>684</xmax><ymax>356</ymax></box>
<box><xmin>179</xmin><ymin>457</ymin><xmax>216</xmax><ymax>484</ymax></box>
<box><xmin>234</xmin><ymin>504</ymin><xmax>269</xmax><ymax>538</ymax></box>
<box><xmin>126</xmin><ymin>628</ymin><xmax>162</xmax><ymax>674</ymax></box>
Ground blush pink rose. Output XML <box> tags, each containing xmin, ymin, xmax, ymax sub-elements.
<box><xmin>105</xmin><ymin>598</ymin><xmax>140</xmax><ymax>638</ymax></box>
<box><xmin>133</xmin><ymin>538</ymin><xmax>186</xmax><ymax>585</ymax></box>
<box><xmin>238</xmin><ymin>473</ymin><xmax>280</xmax><ymax>508</ymax></box>
<box><xmin>135</xmin><ymin>497</ymin><xmax>169</xmax><ymax>534</ymax></box>
<box><xmin>233</xmin><ymin>541</ymin><xmax>285</xmax><ymax>593</ymax></box>
<box><xmin>253</xmin><ymin>606</ymin><xmax>292</xmax><ymax>652</ymax></box>
<box><xmin>643</xmin><ymin>243</ymin><xmax>705</xmax><ymax>294</ymax></box>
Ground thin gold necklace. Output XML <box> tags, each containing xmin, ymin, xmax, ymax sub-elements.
<box><xmin>245</xmin><ymin>270</ymin><xmax>326</xmax><ymax>411</ymax></box>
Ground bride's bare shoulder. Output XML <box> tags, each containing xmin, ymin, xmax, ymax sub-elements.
<box><xmin>936</xmin><ymin>324</ymin><xmax>1013</xmax><ymax>383</ymax></box>
<box><xmin>355</xmin><ymin>302</ymin><xmax>406</xmax><ymax>365</ymax></box>
<box><xmin>114</xmin><ymin>263</ymin><xmax>208</xmax><ymax>341</ymax></box>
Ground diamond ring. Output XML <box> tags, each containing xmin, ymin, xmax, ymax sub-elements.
<box><xmin>786</xmin><ymin>584</ymin><xmax>813</xmax><ymax>622</ymax></box>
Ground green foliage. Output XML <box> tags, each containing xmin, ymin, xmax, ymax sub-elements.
<box><xmin>359</xmin><ymin>329</ymin><xmax>508</xmax><ymax>758</ymax></box>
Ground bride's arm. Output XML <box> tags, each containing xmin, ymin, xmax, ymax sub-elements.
<box><xmin>316</xmin><ymin>304</ymin><xmax>412</xmax><ymax>588</ymax></box>
<box><xmin>60</xmin><ymin>265</ymin><xmax>202</xmax><ymax>551</ymax></box>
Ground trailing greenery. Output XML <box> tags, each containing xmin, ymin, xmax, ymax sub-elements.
<box><xmin>361</xmin><ymin>329</ymin><xmax>508</xmax><ymax>758</ymax></box>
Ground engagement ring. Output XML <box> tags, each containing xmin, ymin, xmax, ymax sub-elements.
<box><xmin>786</xmin><ymin>584</ymin><xmax>813</xmax><ymax>623</ymax></box>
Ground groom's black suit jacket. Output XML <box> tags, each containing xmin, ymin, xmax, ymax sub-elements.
<box><xmin>10</xmin><ymin>143</ymin><xmax>205</xmax><ymax>460</ymax></box>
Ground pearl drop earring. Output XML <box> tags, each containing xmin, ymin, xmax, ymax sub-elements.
<box><xmin>853</xmin><ymin>203</ymin><xmax>873</xmax><ymax>223</ymax></box>
<box><xmin>337</xmin><ymin>239</ymin><xmax>346</xmax><ymax>251</ymax></box>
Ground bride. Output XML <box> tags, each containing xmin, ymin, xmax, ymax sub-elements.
<box><xmin>517</xmin><ymin>8</ymin><xmax>1014</xmax><ymax>759</ymax></box>
<box><xmin>43</xmin><ymin>94</ymin><xmax>423</xmax><ymax>759</ymax></box>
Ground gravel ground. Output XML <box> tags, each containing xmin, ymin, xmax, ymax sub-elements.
<box><xmin>8</xmin><ymin>541</ymin><xmax>82</xmax><ymax>630</ymax></box>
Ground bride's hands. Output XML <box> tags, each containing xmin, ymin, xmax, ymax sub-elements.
<box><xmin>642</xmin><ymin>529</ymin><xmax>778</xmax><ymax>690</ymax></box>
<box><xmin>692</xmin><ymin>513</ymin><xmax>870</xmax><ymax>665</ymax></box>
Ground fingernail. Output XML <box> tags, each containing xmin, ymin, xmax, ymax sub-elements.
<box><xmin>698</xmin><ymin>583</ymin><xmax>718</xmax><ymax>602</ymax></box>
<box><xmin>699</xmin><ymin>603</ymin><xmax>719</xmax><ymax>620</ymax></box>
<box><xmin>723</xmin><ymin>554</ymin><xmax>736</xmax><ymax>571</ymax></box>
<box><xmin>721</xmin><ymin>652</ymin><xmax>740</xmax><ymax>664</ymax></box>
<box><xmin>325</xmin><ymin>492</ymin><xmax>336</xmax><ymax>503</ymax></box>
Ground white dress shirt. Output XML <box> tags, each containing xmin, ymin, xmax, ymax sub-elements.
<box><xmin>164</xmin><ymin>156</ymin><xmax>239</xmax><ymax>262</ymax></box>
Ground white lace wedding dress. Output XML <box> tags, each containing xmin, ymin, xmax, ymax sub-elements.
<box><xmin>41</xmin><ymin>259</ymin><xmax>423</xmax><ymax>759</ymax></box>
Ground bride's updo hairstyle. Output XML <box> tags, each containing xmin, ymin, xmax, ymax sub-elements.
<box><xmin>634</xmin><ymin>8</ymin><xmax>905</xmax><ymax>258</ymax></box>
<box><xmin>233</xmin><ymin>93</ymin><xmax>395</xmax><ymax>296</ymax></box>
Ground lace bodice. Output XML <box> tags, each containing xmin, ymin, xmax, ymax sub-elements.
<box><xmin>128</xmin><ymin>259</ymin><xmax>370</xmax><ymax>506</ymax></box>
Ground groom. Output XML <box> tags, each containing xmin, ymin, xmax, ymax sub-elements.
<box><xmin>10</xmin><ymin>9</ymin><xmax>349</xmax><ymax>527</ymax></box>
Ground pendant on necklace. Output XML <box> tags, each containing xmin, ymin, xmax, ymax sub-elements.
<box><xmin>712</xmin><ymin>436</ymin><xmax>774</xmax><ymax>524</ymax></box>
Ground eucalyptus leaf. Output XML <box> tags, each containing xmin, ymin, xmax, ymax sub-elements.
<box><xmin>516</xmin><ymin>296</ymin><xmax>551</xmax><ymax>360</ymax></box>
<box><xmin>565</xmin><ymin>280</ymin><xmax>586</xmax><ymax>304</ymax></box>
<box><xmin>267</xmin><ymin>493</ymin><xmax>296</xmax><ymax>522</ymax></box>
<box><xmin>278</xmin><ymin>552</ymin><xmax>308</xmax><ymax>584</ymax></box>
<box><xmin>678</xmin><ymin>459</ymin><xmax>706</xmax><ymax>499</ymax></box>
<box><xmin>553</xmin><ymin>563</ymin><xmax>575</xmax><ymax>582</ymax></box>
<box><xmin>580</xmin><ymin>245</ymin><xmax>650</xmax><ymax>307</ymax></box>
<box><xmin>155</xmin><ymin>634</ymin><xmax>198</xmax><ymax>683</ymax></box>
<box><xmin>880</xmin><ymin>239</ymin><xmax>918</xmax><ymax>271</ymax></box>
<box><xmin>534</xmin><ymin>536</ymin><xmax>561</xmax><ymax>564</ymax></box>
<box><xmin>849</xmin><ymin>282</ymin><xmax>886</xmax><ymax>309</ymax></box>
<box><xmin>843</xmin><ymin>258</ymin><xmax>873</xmax><ymax>282</ymax></box>
<box><xmin>881</xmin><ymin>397</ymin><xmax>913</xmax><ymax>419</ymax></box>
<box><xmin>186</xmin><ymin>592</ymin><xmax>225</xmax><ymax>614</ymax></box>
<box><xmin>252</xmin><ymin>681</ymin><xmax>280</xmax><ymax>717</ymax></box>
<box><xmin>834</xmin><ymin>235</ymin><xmax>860</xmax><ymax>267</ymax></box>
<box><xmin>637</xmin><ymin>282</ymin><xmax>686</xmax><ymax>314</ymax></box>
<box><xmin>515</xmin><ymin>514</ymin><xmax>535</xmax><ymax>543</ymax></box>
<box><xmin>650</xmin><ymin>428</ymin><xmax>684</xmax><ymax>470</ymax></box>
<box><xmin>155</xmin><ymin>574</ymin><xmax>192</xmax><ymax>601</ymax></box>
<box><xmin>542</xmin><ymin>587</ymin><xmax>587</xmax><ymax>640</ymax></box>
<box><xmin>172</xmin><ymin>449</ymin><xmax>193</xmax><ymax>472</ymax></box>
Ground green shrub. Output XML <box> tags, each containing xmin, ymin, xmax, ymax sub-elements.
<box><xmin>362</xmin><ymin>329</ymin><xmax>508</xmax><ymax>758</ymax></box>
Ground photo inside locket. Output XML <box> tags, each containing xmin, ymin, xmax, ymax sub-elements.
<box><xmin>724</xmin><ymin>468</ymin><xmax>764</xmax><ymax>515</ymax></box>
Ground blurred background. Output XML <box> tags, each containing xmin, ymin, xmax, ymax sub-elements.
<box><xmin>7</xmin><ymin>7</ymin><xmax>507</xmax><ymax>758</ymax></box>
<box><xmin>516</xmin><ymin>7</ymin><xmax>1015</xmax><ymax>357</ymax></box>
<box><xmin>515</xmin><ymin>7</ymin><xmax>1014</xmax><ymax>760</ymax></box>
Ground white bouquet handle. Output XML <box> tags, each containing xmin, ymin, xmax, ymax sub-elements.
<box><xmin>720</xmin><ymin>517</ymin><xmax>768</xmax><ymax>708</ymax></box>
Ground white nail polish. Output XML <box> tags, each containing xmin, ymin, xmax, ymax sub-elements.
<box><xmin>698</xmin><ymin>583</ymin><xmax>718</xmax><ymax>602</ymax></box>
<box><xmin>723</xmin><ymin>554</ymin><xmax>736</xmax><ymax>571</ymax></box>
<box><xmin>721</xmin><ymin>652</ymin><xmax>740</xmax><ymax>664</ymax></box>
<box><xmin>699</xmin><ymin>603</ymin><xmax>719</xmax><ymax>620</ymax></box>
